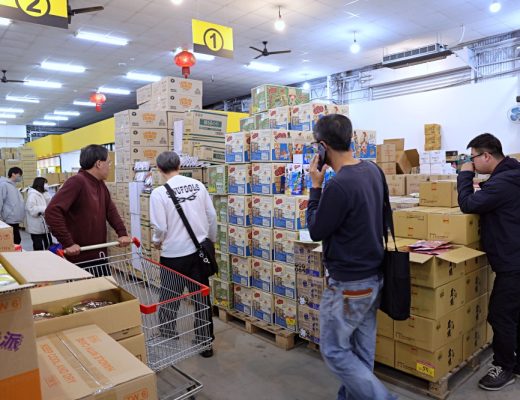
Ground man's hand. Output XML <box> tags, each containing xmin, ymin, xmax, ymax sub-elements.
<box><xmin>461</xmin><ymin>162</ymin><xmax>475</xmax><ymax>172</ymax></box>
<box><xmin>310</xmin><ymin>154</ymin><xmax>328</xmax><ymax>189</ymax></box>
<box><xmin>64</xmin><ymin>244</ymin><xmax>81</xmax><ymax>256</ymax></box>
<box><xmin>118</xmin><ymin>236</ymin><xmax>132</xmax><ymax>247</ymax></box>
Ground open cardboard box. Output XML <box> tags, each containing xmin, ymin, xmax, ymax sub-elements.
<box><xmin>31</xmin><ymin>277</ymin><xmax>142</xmax><ymax>340</ymax></box>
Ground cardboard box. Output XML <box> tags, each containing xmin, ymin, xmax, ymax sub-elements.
<box><xmin>231</xmin><ymin>255</ymin><xmax>251</xmax><ymax>286</ymax></box>
<box><xmin>420</xmin><ymin>181</ymin><xmax>458</xmax><ymax>208</ymax></box>
<box><xmin>291</xmin><ymin>133</ymin><xmax>316</xmax><ymax>166</ymax></box>
<box><xmin>252</xmin><ymin>227</ymin><xmax>273</xmax><ymax>261</ymax></box>
<box><xmin>427</xmin><ymin>211</ymin><xmax>480</xmax><ymax>245</ymax></box>
<box><xmin>0</xmin><ymin>221</ymin><xmax>14</xmax><ymax>252</ymax></box>
<box><xmin>376</xmin><ymin>335</ymin><xmax>395</xmax><ymax>367</ymax></box>
<box><xmin>463</xmin><ymin>323</ymin><xmax>487</xmax><ymax>360</ymax></box>
<box><xmin>394</xmin><ymin>208</ymin><xmax>428</xmax><ymax>239</ymax></box>
<box><xmin>488</xmin><ymin>266</ymin><xmax>495</xmax><ymax>292</ymax></box>
<box><xmin>233</xmin><ymin>284</ymin><xmax>252</xmax><ymax>315</ymax></box>
<box><xmin>118</xmin><ymin>333</ymin><xmax>147</xmax><ymax>364</ymax></box>
<box><xmin>273</xmin><ymin>295</ymin><xmax>298</xmax><ymax>331</ymax></box>
<box><xmin>228</xmin><ymin>225</ymin><xmax>252</xmax><ymax>257</ymax></box>
<box><xmin>251</xmin><ymin>163</ymin><xmax>286</xmax><ymax>195</ymax></box>
<box><xmin>181</xmin><ymin>110</ymin><xmax>227</xmax><ymax>135</ymax></box>
<box><xmin>37</xmin><ymin>325</ymin><xmax>157</xmax><ymax>400</ymax></box>
<box><xmin>269</xmin><ymin>106</ymin><xmax>292</xmax><ymax>129</ymax></box>
<box><xmin>297</xmin><ymin>274</ymin><xmax>326</xmax><ymax>310</ymax></box>
<box><xmin>397</xmin><ymin>149</ymin><xmax>420</xmax><ymax>175</ymax></box>
<box><xmin>136</xmin><ymin>84</ymin><xmax>152</xmax><ymax>105</ymax></box>
<box><xmin>377</xmin><ymin>144</ymin><xmax>397</xmax><ymax>163</ymax></box>
<box><xmin>284</xmin><ymin>163</ymin><xmax>304</xmax><ymax>195</ymax></box>
<box><xmin>153</xmin><ymin>76</ymin><xmax>202</xmax><ymax>97</ymax></box>
<box><xmin>273</xmin><ymin>195</ymin><xmax>308</xmax><ymax>231</ymax></box>
<box><xmin>0</xmin><ymin>287</ymin><xmax>42</xmax><ymax>400</ymax></box>
<box><xmin>212</xmin><ymin>195</ymin><xmax>228</xmax><ymax>225</ymax></box>
<box><xmin>228</xmin><ymin>195</ymin><xmax>252</xmax><ymax>227</ymax></box>
<box><xmin>465</xmin><ymin>266</ymin><xmax>488</xmax><ymax>303</ymax></box>
<box><xmin>252</xmin><ymin>195</ymin><xmax>273</xmax><ymax>228</ymax></box>
<box><xmin>225</xmin><ymin>132</ymin><xmax>250</xmax><ymax>163</ymax></box>
<box><xmin>419</xmin><ymin>152</ymin><xmax>431</xmax><ymax>165</ymax></box>
<box><xmin>384</xmin><ymin>138</ymin><xmax>405</xmax><ymax>152</ymax></box>
<box><xmin>215</xmin><ymin>223</ymin><xmax>229</xmax><ymax>253</ymax></box>
<box><xmin>406</xmin><ymin>174</ymin><xmax>429</xmax><ymax>195</ymax></box>
<box><xmin>297</xmin><ymin>305</ymin><xmax>320</xmax><ymax>344</ymax></box>
<box><xmin>463</xmin><ymin>294</ymin><xmax>488</xmax><ymax>333</ymax></box>
<box><xmin>294</xmin><ymin>241</ymin><xmax>321</xmax><ymax>274</ymax></box>
<box><xmin>410</xmin><ymin>277</ymin><xmax>465</xmax><ymax>319</ymax></box>
<box><xmin>0</xmin><ymin>251</ymin><xmax>92</xmax><ymax>286</ymax></box>
<box><xmin>291</xmin><ymin>102</ymin><xmax>348</xmax><ymax>131</ymax></box>
<box><xmin>114</xmin><ymin>110</ymin><xmax>168</xmax><ymax>130</ymax></box>
<box><xmin>251</xmin><ymin>258</ymin><xmax>272</xmax><ymax>292</ymax></box>
<box><xmin>215</xmin><ymin>251</ymin><xmax>231</xmax><ymax>282</ymax></box>
<box><xmin>394</xmin><ymin>307</ymin><xmax>464</xmax><ymax>352</ymax></box>
<box><xmin>395</xmin><ymin>337</ymin><xmax>463</xmax><ymax>382</ymax></box>
<box><xmin>410</xmin><ymin>247</ymin><xmax>485</xmax><ymax>289</ymax></box>
<box><xmin>273</xmin><ymin>229</ymin><xmax>299</xmax><ymax>264</ymax></box>
<box><xmin>255</xmin><ymin>111</ymin><xmax>270</xmax><ymax>129</ymax></box>
<box><xmin>250</xmin><ymin>129</ymin><xmax>292</xmax><ymax>162</ymax></box>
<box><xmin>31</xmin><ymin>277</ymin><xmax>142</xmax><ymax>341</ymax></box>
<box><xmin>140</xmin><ymin>223</ymin><xmax>152</xmax><ymax>250</ymax></box>
<box><xmin>377</xmin><ymin>310</ymin><xmax>394</xmax><ymax>338</ymax></box>
<box><xmin>430</xmin><ymin>163</ymin><xmax>445</xmax><ymax>175</ymax></box>
<box><xmin>377</xmin><ymin>162</ymin><xmax>397</xmax><ymax>175</ymax></box>
<box><xmin>252</xmin><ymin>289</ymin><xmax>274</xmax><ymax>323</ymax></box>
<box><xmin>390</xmin><ymin>196</ymin><xmax>420</xmax><ymax>211</ymax></box>
<box><xmin>386</xmin><ymin>175</ymin><xmax>406</xmax><ymax>196</ymax></box>
<box><xmin>151</xmin><ymin>93</ymin><xmax>202</xmax><ymax>111</ymax></box>
<box><xmin>129</xmin><ymin>146</ymin><xmax>168</xmax><ymax>166</ymax></box>
<box><xmin>228</xmin><ymin>164</ymin><xmax>252</xmax><ymax>194</ymax></box>
<box><xmin>130</xmin><ymin>128</ymin><xmax>168</xmax><ymax>147</ymax></box>
<box><xmin>207</xmin><ymin>165</ymin><xmax>228</xmax><ymax>194</ymax></box>
<box><xmin>251</xmin><ymin>84</ymin><xmax>289</xmax><ymax>114</ymax></box>
<box><xmin>272</xmin><ymin>262</ymin><xmax>296</xmax><ymax>299</ymax></box>
<box><xmin>240</xmin><ymin>116</ymin><xmax>256</xmax><ymax>132</ymax></box>
<box><xmin>211</xmin><ymin>278</ymin><xmax>233</xmax><ymax>309</ymax></box>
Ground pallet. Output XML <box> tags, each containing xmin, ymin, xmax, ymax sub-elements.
<box><xmin>214</xmin><ymin>306</ymin><xmax>299</xmax><ymax>350</ymax></box>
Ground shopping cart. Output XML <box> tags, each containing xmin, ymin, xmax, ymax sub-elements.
<box><xmin>58</xmin><ymin>239</ymin><xmax>212</xmax><ymax>400</ymax></box>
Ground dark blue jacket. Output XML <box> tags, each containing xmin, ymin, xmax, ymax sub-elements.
<box><xmin>458</xmin><ymin>157</ymin><xmax>520</xmax><ymax>272</ymax></box>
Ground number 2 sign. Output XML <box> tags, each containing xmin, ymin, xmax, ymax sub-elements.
<box><xmin>192</xmin><ymin>19</ymin><xmax>234</xmax><ymax>59</ymax></box>
<box><xmin>0</xmin><ymin>0</ymin><xmax>68</xmax><ymax>28</ymax></box>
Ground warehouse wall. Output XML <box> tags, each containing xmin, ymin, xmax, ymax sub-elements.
<box><xmin>350</xmin><ymin>76</ymin><xmax>520</xmax><ymax>154</ymax></box>
<box><xmin>0</xmin><ymin>125</ymin><xmax>26</xmax><ymax>148</ymax></box>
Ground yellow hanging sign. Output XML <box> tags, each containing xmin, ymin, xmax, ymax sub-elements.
<box><xmin>192</xmin><ymin>19</ymin><xmax>234</xmax><ymax>59</ymax></box>
<box><xmin>0</xmin><ymin>0</ymin><xmax>68</xmax><ymax>29</ymax></box>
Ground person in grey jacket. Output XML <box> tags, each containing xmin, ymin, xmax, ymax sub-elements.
<box><xmin>0</xmin><ymin>167</ymin><xmax>25</xmax><ymax>244</ymax></box>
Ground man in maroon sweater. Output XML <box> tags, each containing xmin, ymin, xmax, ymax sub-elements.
<box><xmin>45</xmin><ymin>145</ymin><xmax>131</xmax><ymax>270</ymax></box>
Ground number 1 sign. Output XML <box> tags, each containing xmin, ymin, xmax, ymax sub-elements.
<box><xmin>192</xmin><ymin>19</ymin><xmax>234</xmax><ymax>59</ymax></box>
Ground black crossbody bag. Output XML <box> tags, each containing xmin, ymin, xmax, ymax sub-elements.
<box><xmin>164</xmin><ymin>183</ymin><xmax>218</xmax><ymax>277</ymax></box>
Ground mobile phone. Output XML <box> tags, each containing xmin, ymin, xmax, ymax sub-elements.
<box><xmin>317</xmin><ymin>143</ymin><xmax>327</xmax><ymax>172</ymax></box>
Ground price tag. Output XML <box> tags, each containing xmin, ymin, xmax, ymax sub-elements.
<box><xmin>416</xmin><ymin>362</ymin><xmax>435</xmax><ymax>378</ymax></box>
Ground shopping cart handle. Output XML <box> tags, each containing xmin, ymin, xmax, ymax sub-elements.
<box><xmin>56</xmin><ymin>237</ymin><xmax>140</xmax><ymax>257</ymax></box>
<box><xmin>132</xmin><ymin>237</ymin><xmax>141</xmax><ymax>248</ymax></box>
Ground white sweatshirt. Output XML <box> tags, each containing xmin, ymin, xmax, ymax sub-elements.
<box><xmin>150</xmin><ymin>174</ymin><xmax>217</xmax><ymax>258</ymax></box>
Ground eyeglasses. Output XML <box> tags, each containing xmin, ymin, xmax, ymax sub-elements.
<box><xmin>469</xmin><ymin>153</ymin><xmax>484</xmax><ymax>162</ymax></box>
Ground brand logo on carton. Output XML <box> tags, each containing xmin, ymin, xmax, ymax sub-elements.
<box><xmin>124</xmin><ymin>388</ymin><xmax>150</xmax><ymax>400</ymax></box>
<box><xmin>0</xmin><ymin>295</ymin><xmax>22</xmax><ymax>313</ymax></box>
<box><xmin>143</xmin><ymin>149</ymin><xmax>158</xmax><ymax>157</ymax></box>
<box><xmin>180</xmin><ymin>97</ymin><xmax>193</xmax><ymax>107</ymax></box>
<box><xmin>180</xmin><ymin>81</ymin><xmax>193</xmax><ymax>90</ymax></box>
<box><xmin>142</xmin><ymin>113</ymin><xmax>157</xmax><ymax>123</ymax></box>
<box><xmin>143</xmin><ymin>131</ymin><xmax>157</xmax><ymax>140</ymax></box>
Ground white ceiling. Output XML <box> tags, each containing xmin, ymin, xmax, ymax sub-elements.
<box><xmin>0</xmin><ymin>0</ymin><xmax>519</xmax><ymax>130</ymax></box>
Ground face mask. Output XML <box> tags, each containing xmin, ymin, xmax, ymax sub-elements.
<box><xmin>44</xmin><ymin>184</ymin><xmax>49</xmax><ymax>191</ymax></box>
<box><xmin>14</xmin><ymin>176</ymin><xmax>22</xmax><ymax>183</ymax></box>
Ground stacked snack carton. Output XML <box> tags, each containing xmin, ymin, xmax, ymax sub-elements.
<box><xmin>419</xmin><ymin>150</ymin><xmax>456</xmax><ymax>175</ymax></box>
<box><xmin>425</xmin><ymin>123</ymin><xmax>441</xmax><ymax>151</ymax></box>
<box><xmin>19</xmin><ymin>147</ymin><xmax>38</xmax><ymax>187</ymax></box>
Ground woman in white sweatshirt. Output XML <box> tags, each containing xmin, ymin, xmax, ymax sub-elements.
<box><xmin>25</xmin><ymin>177</ymin><xmax>52</xmax><ymax>250</ymax></box>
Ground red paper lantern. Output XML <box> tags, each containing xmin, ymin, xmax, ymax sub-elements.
<box><xmin>174</xmin><ymin>50</ymin><xmax>196</xmax><ymax>78</ymax></box>
<box><xmin>90</xmin><ymin>92</ymin><xmax>106</xmax><ymax>112</ymax></box>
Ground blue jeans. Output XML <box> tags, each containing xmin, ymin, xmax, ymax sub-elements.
<box><xmin>320</xmin><ymin>275</ymin><xmax>397</xmax><ymax>400</ymax></box>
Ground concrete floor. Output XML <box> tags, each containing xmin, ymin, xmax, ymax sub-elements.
<box><xmin>19</xmin><ymin>232</ymin><xmax>520</xmax><ymax>399</ymax></box>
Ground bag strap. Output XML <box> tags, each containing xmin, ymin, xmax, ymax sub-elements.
<box><xmin>374</xmin><ymin>163</ymin><xmax>397</xmax><ymax>251</ymax></box>
<box><xmin>164</xmin><ymin>183</ymin><xmax>203</xmax><ymax>253</ymax></box>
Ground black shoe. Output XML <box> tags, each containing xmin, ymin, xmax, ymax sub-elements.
<box><xmin>200</xmin><ymin>348</ymin><xmax>213</xmax><ymax>358</ymax></box>
<box><xmin>478</xmin><ymin>365</ymin><xmax>515</xmax><ymax>391</ymax></box>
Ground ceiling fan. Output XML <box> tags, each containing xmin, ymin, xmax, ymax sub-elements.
<box><xmin>250</xmin><ymin>41</ymin><xmax>291</xmax><ymax>59</ymax></box>
<box><xmin>1</xmin><ymin>70</ymin><xmax>25</xmax><ymax>84</ymax></box>
<box><xmin>68</xmin><ymin>5</ymin><xmax>104</xmax><ymax>23</ymax></box>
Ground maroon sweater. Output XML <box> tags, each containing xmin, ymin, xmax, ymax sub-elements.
<box><xmin>45</xmin><ymin>170</ymin><xmax>127</xmax><ymax>263</ymax></box>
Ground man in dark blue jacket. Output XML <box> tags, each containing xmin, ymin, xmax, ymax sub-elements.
<box><xmin>458</xmin><ymin>133</ymin><xmax>520</xmax><ymax>391</ymax></box>
<box><xmin>307</xmin><ymin>114</ymin><xmax>396</xmax><ymax>400</ymax></box>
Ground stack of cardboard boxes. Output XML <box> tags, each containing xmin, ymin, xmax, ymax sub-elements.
<box><xmin>425</xmin><ymin>123</ymin><xmax>442</xmax><ymax>151</ymax></box>
<box><xmin>420</xmin><ymin>150</ymin><xmax>455</xmax><ymax>175</ymax></box>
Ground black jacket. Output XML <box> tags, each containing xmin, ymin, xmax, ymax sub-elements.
<box><xmin>458</xmin><ymin>157</ymin><xmax>520</xmax><ymax>272</ymax></box>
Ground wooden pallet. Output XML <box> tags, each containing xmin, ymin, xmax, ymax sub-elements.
<box><xmin>214</xmin><ymin>306</ymin><xmax>299</xmax><ymax>350</ymax></box>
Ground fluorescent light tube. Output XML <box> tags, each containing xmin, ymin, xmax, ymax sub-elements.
<box><xmin>0</xmin><ymin>107</ymin><xmax>23</xmax><ymax>113</ymax></box>
<box><xmin>33</xmin><ymin>121</ymin><xmax>56</xmax><ymax>126</ymax></box>
<box><xmin>44</xmin><ymin>115</ymin><xmax>68</xmax><ymax>121</ymax></box>
<box><xmin>98</xmin><ymin>87</ymin><xmax>131</xmax><ymax>95</ymax></box>
<box><xmin>75</xmin><ymin>31</ymin><xmax>129</xmax><ymax>46</ymax></box>
<box><xmin>24</xmin><ymin>80</ymin><xmax>62</xmax><ymax>89</ymax></box>
<box><xmin>41</xmin><ymin>61</ymin><xmax>86</xmax><ymax>73</ymax></box>
<box><xmin>0</xmin><ymin>121</ymin><xmax>6</xmax><ymax>124</ymax></box>
<box><xmin>54</xmin><ymin>110</ymin><xmax>80</xmax><ymax>116</ymax></box>
<box><xmin>0</xmin><ymin>17</ymin><xmax>11</xmax><ymax>26</ymax></box>
<box><xmin>73</xmin><ymin>101</ymin><xmax>96</xmax><ymax>107</ymax></box>
<box><xmin>0</xmin><ymin>113</ymin><xmax>17</xmax><ymax>118</ymax></box>
<box><xmin>6</xmin><ymin>95</ymin><xmax>40</xmax><ymax>103</ymax></box>
<box><xmin>126</xmin><ymin>72</ymin><xmax>161</xmax><ymax>82</ymax></box>
<box><xmin>246</xmin><ymin>62</ymin><xmax>280</xmax><ymax>72</ymax></box>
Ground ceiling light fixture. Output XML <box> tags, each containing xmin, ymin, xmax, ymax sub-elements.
<box><xmin>73</xmin><ymin>101</ymin><xmax>96</xmax><ymax>107</ymax></box>
<box><xmin>171</xmin><ymin>0</ymin><xmax>183</xmax><ymax>4</ymax></box>
<box><xmin>44</xmin><ymin>115</ymin><xmax>68</xmax><ymax>121</ymax></box>
<box><xmin>350</xmin><ymin>31</ymin><xmax>361</xmax><ymax>54</ymax></box>
<box><xmin>246</xmin><ymin>61</ymin><xmax>280</xmax><ymax>73</ymax></box>
<box><xmin>489</xmin><ymin>1</ymin><xmax>501</xmax><ymax>13</ymax></box>
<box><xmin>41</xmin><ymin>61</ymin><xmax>86</xmax><ymax>73</ymax></box>
<box><xmin>174</xmin><ymin>48</ymin><xmax>215</xmax><ymax>61</ymax></box>
<box><xmin>54</xmin><ymin>110</ymin><xmax>80</xmax><ymax>116</ymax></box>
<box><xmin>0</xmin><ymin>107</ymin><xmax>23</xmax><ymax>113</ymax></box>
<box><xmin>0</xmin><ymin>17</ymin><xmax>11</xmax><ymax>26</ymax></box>
<box><xmin>0</xmin><ymin>121</ymin><xmax>6</xmax><ymax>124</ymax></box>
<box><xmin>274</xmin><ymin>6</ymin><xmax>286</xmax><ymax>32</ymax></box>
<box><xmin>302</xmin><ymin>82</ymin><xmax>311</xmax><ymax>91</ymax></box>
<box><xmin>126</xmin><ymin>72</ymin><xmax>162</xmax><ymax>82</ymax></box>
<box><xmin>0</xmin><ymin>113</ymin><xmax>17</xmax><ymax>119</ymax></box>
<box><xmin>33</xmin><ymin>121</ymin><xmax>56</xmax><ymax>126</ymax></box>
<box><xmin>75</xmin><ymin>31</ymin><xmax>129</xmax><ymax>46</ymax></box>
<box><xmin>6</xmin><ymin>95</ymin><xmax>40</xmax><ymax>103</ymax></box>
<box><xmin>24</xmin><ymin>80</ymin><xmax>62</xmax><ymax>89</ymax></box>
<box><xmin>98</xmin><ymin>86</ymin><xmax>131</xmax><ymax>95</ymax></box>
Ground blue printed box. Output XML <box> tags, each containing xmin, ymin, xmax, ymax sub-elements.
<box><xmin>273</xmin><ymin>262</ymin><xmax>296</xmax><ymax>299</ymax></box>
<box><xmin>273</xmin><ymin>195</ymin><xmax>308</xmax><ymax>231</ymax></box>
<box><xmin>231</xmin><ymin>255</ymin><xmax>251</xmax><ymax>287</ymax></box>
<box><xmin>252</xmin><ymin>227</ymin><xmax>273</xmax><ymax>262</ymax></box>
<box><xmin>251</xmin><ymin>258</ymin><xmax>272</xmax><ymax>292</ymax></box>
<box><xmin>252</xmin><ymin>289</ymin><xmax>274</xmax><ymax>323</ymax></box>
<box><xmin>228</xmin><ymin>226</ymin><xmax>252</xmax><ymax>257</ymax></box>
<box><xmin>274</xmin><ymin>295</ymin><xmax>298</xmax><ymax>332</ymax></box>
<box><xmin>251</xmin><ymin>129</ymin><xmax>293</xmax><ymax>162</ymax></box>
<box><xmin>252</xmin><ymin>195</ymin><xmax>273</xmax><ymax>228</ymax></box>
<box><xmin>228</xmin><ymin>195</ymin><xmax>252</xmax><ymax>227</ymax></box>
<box><xmin>251</xmin><ymin>163</ymin><xmax>286</xmax><ymax>195</ymax></box>
<box><xmin>233</xmin><ymin>284</ymin><xmax>252</xmax><ymax>315</ymax></box>
<box><xmin>228</xmin><ymin>164</ymin><xmax>252</xmax><ymax>195</ymax></box>
<box><xmin>226</xmin><ymin>132</ymin><xmax>250</xmax><ymax>163</ymax></box>
<box><xmin>296</xmin><ymin>275</ymin><xmax>326</xmax><ymax>310</ymax></box>
<box><xmin>273</xmin><ymin>229</ymin><xmax>299</xmax><ymax>264</ymax></box>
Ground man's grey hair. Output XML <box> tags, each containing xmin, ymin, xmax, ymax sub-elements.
<box><xmin>156</xmin><ymin>151</ymin><xmax>180</xmax><ymax>173</ymax></box>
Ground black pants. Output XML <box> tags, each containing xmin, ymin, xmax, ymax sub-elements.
<box><xmin>488</xmin><ymin>270</ymin><xmax>520</xmax><ymax>371</ymax></box>
<box><xmin>8</xmin><ymin>223</ymin><xmax>21</xmax><ymax>245</ymax></box>
<box><xmin>159</xmin><ymin>253</ymin><xmax>214</xmax><ymax>343</ymax></box>
<box><xmin>31</xmin><ymin>233</ymin><xmax>52</xmax><ymax>251</ymax></box>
